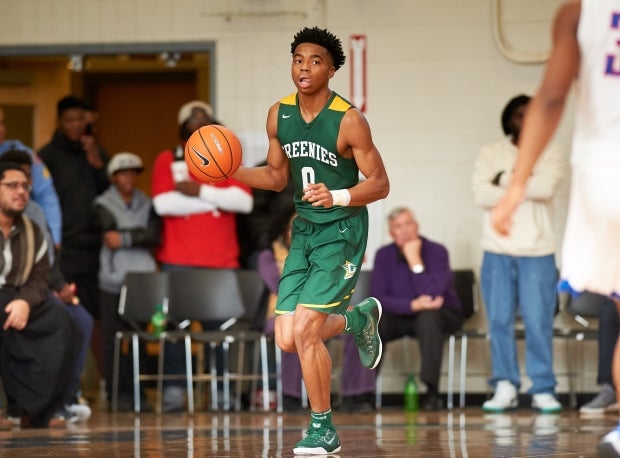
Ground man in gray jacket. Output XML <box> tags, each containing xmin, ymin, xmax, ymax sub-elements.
<box><xmin>94</xmin><ymin>152</ymin><xmax>161</xmax><ymax>411</ymax></box>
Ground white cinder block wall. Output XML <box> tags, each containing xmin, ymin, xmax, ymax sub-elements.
<box><xmin>1</xmin><ymin>0</ymin><xmax>597</xmax><ymax>396</ymax></box>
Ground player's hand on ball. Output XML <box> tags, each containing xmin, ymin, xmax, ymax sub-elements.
<box><xmin>303</xmin><ymin>183</ymin><xmax>332</xmax><ymax>208</ymax></box>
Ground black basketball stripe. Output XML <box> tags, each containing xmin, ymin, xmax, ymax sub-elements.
<box><xmin>208</xmin><ymin>125</ymin><xmax>236</xmax><ymax>175</ymax></box>
<box><xmin>185</xmin><ymin>136</ymin><xmax>224</xmax><ymax>181</ymax></box>
<box><xmin>196</xmin><ymin>127</ymin><xmax>229</xmax><ymax>179</ymax></box>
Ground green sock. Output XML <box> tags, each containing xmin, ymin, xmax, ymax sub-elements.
<box><xmin>343</xmin><ymin>309</ymin><xmax>367</xmax><ymax>334</ymax></box>
<box><xmin>310</xmin><ymin>409</ymin><xmax>333</xmax><ymax>428</ymax></box>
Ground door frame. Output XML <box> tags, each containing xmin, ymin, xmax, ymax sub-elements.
<box><xmin>0</xmin><ymin>41</ymin><xmax>217</xmax><ymax>113</ymax></box>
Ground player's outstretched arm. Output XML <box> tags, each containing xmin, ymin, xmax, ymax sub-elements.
<box><xmin>233</xmin><ymin>103</ymin><xmax>290</xmax><ymax>192</ymax></box>
<box><xmin>340</xmin><ymin>108</ymin><xmax>390</xmax><ymax>206</ymax></box>
<box><xmin>511</xmin><ymin>1</ymin><xmax>580</xmax><ymax>189</ymax></box>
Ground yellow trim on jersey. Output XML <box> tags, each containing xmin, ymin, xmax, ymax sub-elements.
<box><xmin>274</xmin><ymin>301</ymin><xmax>342</xmax><ymax>314</ymax></box>
<box><xmin>279</xmin><ymin>93</ymin><xmax>351</xmax><ymax>112</ymax></box>
<box><xmin>299</xmin><ymin>301</ymin><xmax>342</xmax><ymax>309</ymax></box>
<box><xmin>328</xmin><ymin>95</ymin><xmax>351</xmax><ymax>112</ymax></box>
<box><xmin>280</xmin><ymin>93</ymin><xmax>297</xmax><ymax>105</ymax></box>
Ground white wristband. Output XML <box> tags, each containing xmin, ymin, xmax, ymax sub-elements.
<box><xmin>329</xmin><ymin>189</ymin><xmax>351</xmax><ymax>206</ymax></box>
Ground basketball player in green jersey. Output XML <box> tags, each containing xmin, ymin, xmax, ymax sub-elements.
<box><xmin>233</xmin><ymin>27</ymin><xmax>390</xmax><ymax>455</ymax></box>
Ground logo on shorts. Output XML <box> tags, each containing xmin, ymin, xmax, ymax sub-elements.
<box><xmin>340</xmin><ymin>260</ymin><xmax>357</xmax><ymax>280</ymax></box>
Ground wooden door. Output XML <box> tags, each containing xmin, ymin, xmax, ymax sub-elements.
<box><xmin>87</xmin><ymin>73</ymin><xmax>196</xmax><ymax>196</ymax></box>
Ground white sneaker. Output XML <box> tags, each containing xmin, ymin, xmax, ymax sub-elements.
<box><xmin>482</xmin><ymin>380</ymin><xmax>517</xmax><ymax>412</ymax></box>
<box><xmin>533</xmin><ymin>414</ymin><xmax>559</xmax><ymax>436</ymax></box>
<box><xmin>252</xmin><ymin>389</ymin><xmax>276</xmax><ymax>411</ymax></box>
<box><xmin>598</xmin><ymin>424</ymin><xmax>620</xmax><ymax>458</ymax></box>
<box><xmin>67</xmin><ymin>403</ymin><xmax>91</xmax><ymax>422</ymax></box>
<box><xmin>163</xmin><ymin>386</ymin><xmax>186</xmax><ymax>413</ymax></box>
<box><xmin>532</xmin><ymin>393</ymin><xmax>562</xmax><ymax>413</ymax></box>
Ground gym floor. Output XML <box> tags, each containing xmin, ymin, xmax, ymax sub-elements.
<box><xmin>0</xmin><ymin>406</ymin><xmax>611</xmax><ymax>457</ymax></box>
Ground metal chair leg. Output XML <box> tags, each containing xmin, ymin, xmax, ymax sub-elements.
<box><xmin>184</xmin><ymin>335</ymin><xmax>195</xmax><ymax>413</ymax></box>
<box><xmin>223</xmin><ymin>340</ymin><xmax>231</xmax><ymax>411</ymax></box>
<box><xmin>447</xmin><ymin>334</ymin><xmax>455</xmax><ymax>409</ymax></box>
<box><xmin>260</xmin><ymin>336</ymin><xmax>270</xmax><ymax>412</ymax></box>
<box><xmin>459</xmin><ymin>334</ymin><xmax>468</xmax><ymax>408</ymax></box>
<box><xmin>112</xmin><ymin>332</ymin><xmax>122</xmax><ymax>413</ymax></box>
<box><xmin>275</xmin><ymin>345</ymin><xmax>283</xmax><ymax>413</ymax></box>
<box><xmin>209</xmin><ymin>342</ymin><xmax>218</xmax><ymax>410</ymax></box>
<box><xmin>132</xmin><ymin>334</ymin><xmax>140</xmax><ymax>413</ymax></box>
<box><xmin>156</xmin><ymin>335</ymin><xmax>166</xmax><ymax>414</ymax></box>
<box><xmin>248</xmin><ymin>339</ymin><xmax>259</xmax><ymax>412</ymax></box>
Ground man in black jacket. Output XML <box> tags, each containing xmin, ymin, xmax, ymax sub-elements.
<box><xmin>38</xmin><ymin>96</ymin><xmax>109</xmax><ymax>379</ymax></box>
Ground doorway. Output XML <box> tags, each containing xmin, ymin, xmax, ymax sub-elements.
<box><xmin>0</xmin><ymin>43</ymin><xmax>215</xmax><ymax>196</ymax></box>
<box><xmin>82</xmin><ymin>71</ymin><xmax>199</xmax><ymax>195</ymax></box>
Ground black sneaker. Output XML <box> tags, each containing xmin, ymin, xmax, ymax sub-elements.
<box><xmin>283</xmin><ymin>395</ymin><xmax>305</xmax><ymax>413</ymax></box>
<box><xmin>341</xmin><ymin>394</ymin><xmax>375</xmax><ymax>413</ymax></box>
<box><xmin>422</xmin><ymin>394</ymin><xmax>445</xmax><ymax>411</ymax></box>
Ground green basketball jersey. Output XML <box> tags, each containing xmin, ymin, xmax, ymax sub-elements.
<box><xmin>277</xmin><ymin>91</ymin><xmax>362</xmax><ymax>224</ymax></box>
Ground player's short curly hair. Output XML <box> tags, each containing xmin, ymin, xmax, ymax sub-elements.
<box><xmin>290</xmin><ymin>26</ymin><xmax>346</xmax><ymax>71</ymax></box>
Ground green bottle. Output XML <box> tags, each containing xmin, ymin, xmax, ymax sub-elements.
<box><xmin>151</xmin><ymin>303</ymin><xmax>167</xmax><ymax>337</ymax></box>
<box><xmin>404</xmin><ymin>373</ymin><xmax>419</xmax><ymax>412</ymax></box>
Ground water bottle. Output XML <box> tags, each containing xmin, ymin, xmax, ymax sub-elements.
<box><xmin>151</xmin><ymin>303</ymin><xmax>167</xmax><ymax>337</ymax></box>
<box><xmin>404</xmin><ymin>373</ymin><xmax>419</xmax><ymax>412</ymax></box>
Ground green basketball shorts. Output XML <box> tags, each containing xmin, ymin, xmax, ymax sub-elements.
<box><xmin>275</xmin><ymin>208</ymin><xmax>368</xmax><ymax>316</ymax></box>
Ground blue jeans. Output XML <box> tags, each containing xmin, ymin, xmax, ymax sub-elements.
<box><xmin>481</xmin><ymin>252</ymin><xmax>557</xmax><ymax>394</ymax></box>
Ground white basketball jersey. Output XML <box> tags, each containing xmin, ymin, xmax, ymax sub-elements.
<box><xmin>572</xmin><ymin>0</ymin><xmax>620</xmax><ymax>166</ymax></box>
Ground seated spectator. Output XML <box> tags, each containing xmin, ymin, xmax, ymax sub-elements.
<box><xmin>0</xmin><ymin>162</ymin><xmax>80</xmax><ymax>428</ymax></box>
<box><xmin>369</xmin><ymin>207</ymin><xmax>463</xmax><ymax>410</ymax></box>
<box><xmin>94</xmin><ymin>152</ymin><xmax>161</xmax><ymax>411</ymax></box>
<box><xmin>0</xmin><ymin>150</ymin><xmax>93</xmax><ymax>424</ymax></box>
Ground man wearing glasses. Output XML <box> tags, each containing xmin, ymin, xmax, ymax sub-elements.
<box><xmin>0</xmin><ymin>162</ymin><xmax>79</xmax><ymax>428</ymax></box>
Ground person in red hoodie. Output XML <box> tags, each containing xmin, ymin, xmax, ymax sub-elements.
<box><xmin>151</xmin><ymin>100</ymin><xmax>253</xmax><ymax>412</ymax></box>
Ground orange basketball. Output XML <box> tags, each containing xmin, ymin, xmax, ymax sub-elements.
<box><xmin>184</xmin><ymin>124</ymin><xmax>242</xmax><ymax>183</ymax></box>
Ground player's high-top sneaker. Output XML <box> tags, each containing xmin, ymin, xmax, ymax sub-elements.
<box><xmin>294</xmin><ymin>422</ymin><xmax>341</xmax><ymax>455</ymax></box>
<box><xmin>353</xmin><ymin>297</ymin><xmax>383</xmax><ymax>369</ymax></box>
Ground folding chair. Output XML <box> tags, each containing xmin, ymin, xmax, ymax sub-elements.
<box><xmin>446</xmin><ymin>269</ymin><xmax>487</xmax><ymax>409</ymax></box>
<box><xmin>166</xmin><ymin>268</ymin><xmax>267</xmax><ymax>412</ymax></box>
<box><xmin>112</xmin><ymin>271</ymin><xmax>169</xmax><ymax>413</ymax></box>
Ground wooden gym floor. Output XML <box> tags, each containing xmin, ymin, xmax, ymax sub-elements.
<box><xmin>0</xmin><ymin>405</ymin><xmax>612</xmax><ymax>457</ymax></box>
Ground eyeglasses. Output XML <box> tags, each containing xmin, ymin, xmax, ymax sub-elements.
<box><xmin>0</xmin><ymin>181</ymin><xmax>32</xmax><ymax>192</ymax></box>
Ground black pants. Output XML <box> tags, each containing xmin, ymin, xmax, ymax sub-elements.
<box><xmin>378</xmin><ymin>307</ymin><xmax>463</xmax><ymax>387</ymax></box>
<box><xmin>0</xmin><ymin>290</ymin><xmax>80</xmax><ymax>427</ymax></box>
<box><xmin>598</xmin><ymin>299</ymin><xmax>619</xmax><ymax>386</ymax></box>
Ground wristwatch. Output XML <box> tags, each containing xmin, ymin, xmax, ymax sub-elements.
<box><xmin>411</xmin><ymin>264</ymin><xmax>425</xmax><ymax>274</ymax></box>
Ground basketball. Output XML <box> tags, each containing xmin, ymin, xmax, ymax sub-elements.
<box><xmin>184</xmin><ymin>124</ymin><xmax>243</xmax><ymax>183</ymax></box>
